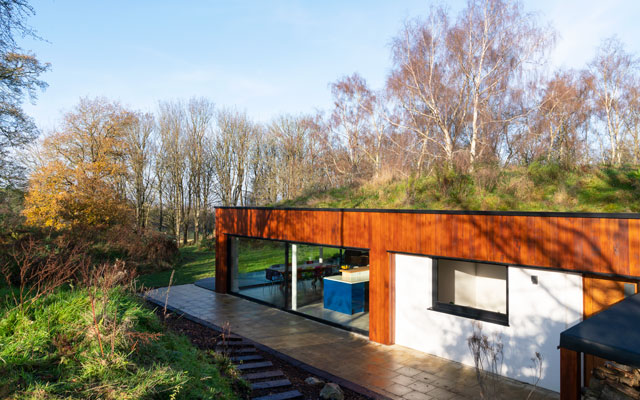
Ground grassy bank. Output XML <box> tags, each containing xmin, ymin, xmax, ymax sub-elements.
<box><xmin>0</xmin><ymin>286</ymin><xmax>245</xmax><ymax>399</ymax></box>
<box><xmin>280</xmin><ymin>165</ymin><xmax>640</xmax><ymax>212</ymax></box>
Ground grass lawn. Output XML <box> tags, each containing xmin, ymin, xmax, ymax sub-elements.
<box><xmin>137</xmin><ymin>245</ymin><xmax>216</xmax><ymax>289</ymax></box>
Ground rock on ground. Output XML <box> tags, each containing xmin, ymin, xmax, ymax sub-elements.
<box><xmin>320</xmin><ymin>382</ymin><xmax>344</xmax><ymax>400</ymax></box>
<box><xmin>305</xmin><ymin>376</ymin><xmax>324</xmax><ymax>385</ymax></box>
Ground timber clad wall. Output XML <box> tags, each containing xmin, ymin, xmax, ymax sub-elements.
<box><xmin>214</xmin><ymin>207</ymin><xmax>640</xmax><ymax>344</ymax></box>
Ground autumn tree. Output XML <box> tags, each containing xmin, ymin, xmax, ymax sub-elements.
<box><xmin>23</xmin><ymin>98</ymin><xmax>134</xmax><ymax>229</ymax></box>
<box><xmin>0</xmin><ymin>0</ymin><xmax>49</xmax><ymax>186</ymax></box>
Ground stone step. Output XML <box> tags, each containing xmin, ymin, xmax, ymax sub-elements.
<box><xmin>215</xmin><ymin>341</ymin><xmax>252</xmax><ymax>349</ymax></box>
<box><xmin>252</xmin><ymin>390</ymin><xmax>303</xmax><ymax>400</ymax></box>
<box><xmin>250</xmin><ymin>379</ymin><xmax>291</xmax><ymax>391</ymax></box>
<box><xmin>220</xmin><ymin>334</ymin><xmax>243</xmax><ymax>341</ymax></box>
<box><xmin>236</xmin><ymin>361</ymin><xmax>273</xmax><ymax>370</ymax></box>
<box><xmin>231</xmin><ymin>347</ymin><xmax>257</xmax><ymax>354</ymax></box>
<box><xmin>231</xmin><ymin>354</ymin><xmax>263</xmax><ymax>362</ymax></box>
<box><xmin>243</xmin><ymin>370</ymin><xmax>285</xmax><ymax>381</ymax></box>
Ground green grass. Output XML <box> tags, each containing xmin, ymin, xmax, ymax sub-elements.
<box><xmin>280</xmin><ymin>165</ymin><xmax>640</xmax><ymax>213</ymax></box>
<box><xmin>0</xmin><ymin>286</ymin><xmax>245</xmax><ymax>399</ymax></box>
<box><xmin>136</xmin><ymin>246</ymin><xmax>216</xmax><ymax>289</ymax></box>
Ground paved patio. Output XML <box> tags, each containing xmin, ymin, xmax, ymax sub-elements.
<box><xmin>144</xmin><ymin>284</ymin><xmax>559</xmax><ymax>400</ymax></box>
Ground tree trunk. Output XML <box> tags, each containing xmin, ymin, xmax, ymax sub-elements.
<box><xmin>194</xmin><ymin>207</ymin><xmax>200</xmax><ymax>244</ymax></box>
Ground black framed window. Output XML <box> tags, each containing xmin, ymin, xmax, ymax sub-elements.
<box><xmin>431</xmin><ymin>258</ymin><xmax>509</xmax><ymax>326</ymax></box>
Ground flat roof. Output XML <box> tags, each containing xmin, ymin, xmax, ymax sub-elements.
<box><xmin>560</xmin><ymin>293</ymin><xmax>640</xmax><ymax>367</ymax></box>
<box><xmin>215</xmin><ymin>206</ymin><xmax>640</xmax><ymax>220</ymax></box>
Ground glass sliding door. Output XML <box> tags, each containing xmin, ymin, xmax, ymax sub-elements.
<box><xmin>227</xmin><ymin>235</ymin><xmax>370</xmax><ymax>333</ymax></box>
<box><xmin>287</xmin><ymin>243</ymin><xmax>370</xmax><ymax>333</ymax></box>
<box><xmin>228</xmin><ymin>237</ymin><xmax>288</xmax><ymax>308</ymax></box>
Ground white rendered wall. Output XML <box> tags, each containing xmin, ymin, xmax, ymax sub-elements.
<box><xmin>394</xmin><ymin>253</ymin><xmax>583</xmax><ymax>392</ymax></box>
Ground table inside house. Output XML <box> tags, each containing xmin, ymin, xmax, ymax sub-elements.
<box><xmin>265</xmin><ymin>263</ymin><xmax>336</xmax><ymax>282</ymax></box>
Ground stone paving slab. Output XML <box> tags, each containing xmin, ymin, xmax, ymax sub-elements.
<box><xmin>144</xmin><ymin>284</ymin><xmax>559</xmax><ymax>400</ymax></box>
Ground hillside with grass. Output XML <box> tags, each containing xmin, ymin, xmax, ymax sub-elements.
<box><xmin>279</xmin><ymin>165</ymin><xmax>640</xmax><ymax>213</ymax></box>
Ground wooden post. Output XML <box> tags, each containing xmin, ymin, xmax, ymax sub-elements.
<box><xmin>560</xmin><ymin>348</ymin><xmax>580</xmax><ymax>400</ymax></box>
<box><xmin>291</xmin><ymin>244</ymin><xmax>297</xmax><ymax>310</ymax></box>
<box><xmin>215</xmin><ymin>232</ymin><xmax>228</xmax><ymax>293</ymax></box>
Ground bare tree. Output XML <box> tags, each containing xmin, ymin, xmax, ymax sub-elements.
<box><xmin>124</xmin><ymin>112</ymin><xmax>154</xmax><ymax>230</ymax></box>
<box><xmin>328</xmin><ymin>74</ymin><xmax>392</xmax><ymax>181</ymax></box>
<box><xmin>185</xmin><ymin>97</ymin><xmax>214</xmax><ymax>243</ymax></box>
<box><xmin>388</xmin><ymin>0</ymin><xmax>554</xmax><ymax>171</ymax></box>
<box><xmin>624</xmin><ymin>81</ymin><xmax>640</xmax><ymax>164</ymax></box>
<box><xmin>387</xmin><ymin>8</ymin><xmax>459</xmax><ymax>171</ymax></box>
<box><xmin>211</xmin><ymin>109</ymin><xmax>253</xmax><ymax>206</ymax></box>
<box><xmin>157</xmin><ymin>100</ymin><xmax>186</xmax><ymax>245</ymax></box>
<box><xmin>588</xmin><ymin>37</ymin><xmax>638</xmax><ymax>165</ymax></box>
<box><xmin>248</xmin><ymin>124</ymin><xmax>280</xmax><ymax>205</ymax></box>
<box><xmin>532</xmin><ymin>70</ymin><xmax>590</xmax><ymax>166</ymax></box>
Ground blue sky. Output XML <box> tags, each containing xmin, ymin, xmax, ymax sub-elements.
<box><xmin>19</xmin><ymin>0</ymin><xmax>640</xmax><ymax>133</ymax></box>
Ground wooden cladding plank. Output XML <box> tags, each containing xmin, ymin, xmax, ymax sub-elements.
<box><xmin>560</xmin><ymin>348</ymin><xmax>581</xmax><ymax>400</ymax></box>
<box><xmin>216</xmin><ymin>208</ymin><xmax>639</xmax><ymax>277</ymax></box>
<box><xmin>630</xmin><ymin>219</ymin><xmax>640</xmax><ymax>277</ymax></box>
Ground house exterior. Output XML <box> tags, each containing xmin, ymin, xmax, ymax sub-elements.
<box><xmin>214</xmin><ymin>207</ymin><xmax>640</xmax><ymax>397</ymax></box>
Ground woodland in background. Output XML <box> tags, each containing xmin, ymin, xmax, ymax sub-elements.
<box><xmin>8</xmin><ymin>0</ymin><xmax>640</xmax><ymax>250</ymax></box>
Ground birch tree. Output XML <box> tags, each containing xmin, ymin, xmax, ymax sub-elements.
<box><xmin>588</xmin><ymin>37</ymin><xmax>638</xmax><ymax>165</ymax></box>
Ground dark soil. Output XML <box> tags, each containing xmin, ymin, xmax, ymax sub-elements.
<box><xmin>156</xmin><ymin>308</ymin><xmax>375</xmax><ymax>400</ymax></box>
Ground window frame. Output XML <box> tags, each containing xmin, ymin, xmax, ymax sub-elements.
<box><xmin>430</xmin><ymin>258</ymin><xmax>509</xmax><ymax>326</ymax></box>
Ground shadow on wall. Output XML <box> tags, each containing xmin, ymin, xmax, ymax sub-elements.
<box><xmin>394</xmin><ymin>254</ymin><xmax>584</xmax><ymax>392</ymax></box>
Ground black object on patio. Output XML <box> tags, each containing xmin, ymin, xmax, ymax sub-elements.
<box><xmin>560</xmin><ymin>292</ymin><xmax>640</xmax><ymax>368</ymax></box>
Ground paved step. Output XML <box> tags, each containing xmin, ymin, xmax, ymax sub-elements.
<box><xmin>230</xmin><ymin>347</ymin><xmax>257</xmax><ymax>354</ymax></box>
<box><xmin>220</xmin><ymin>334</ymin><xmax>243</xmax><ymax>341</ymax></box>
<box><xmin>215</xmin><ymin>341</ymin><xmax>252</xmax><ymax>350</ymax></box>
<box><xmin>236</xmin><ymin>361</ymin><xmax>273</xmax><ymax>370</ymax></box>
<box><xmin>250</xmin><ymin>379</ymin><xmax>291</xmax><ymax>390</ymax></box>
<box><xmin>243</xmin><ymin>370</ymin><xmax>285</xmax><ymax>381</ymax></box>
<box><xmin>231</xmin><ymin>354</ymin><xmax>263</xmax><ymax>362</ymax></box>
<box><xmin>252</xmin><ymin>390</ymin><xmax>303</xmax><ymax>400</ymax></box>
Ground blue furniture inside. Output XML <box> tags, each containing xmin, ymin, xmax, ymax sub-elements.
<box><xmin>323</xmin><ymin>276</ymin><xmax>369</xmax><ymax>314</ymax></box>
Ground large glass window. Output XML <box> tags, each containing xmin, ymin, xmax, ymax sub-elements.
<box><xmin>228</xmin><ymin>237</ymin><xmax>288</xmax><ymax>308</ymax></box>
<box><xmin>228</xmin><ymin>236</ymin><xmax>369</xmax><ymax>333</ymax></box>
<box><xmin>432</xmin><ymin>259</ymin><xmax>508</xmax><ymax>325</ymax></box>
<box><xmin>287</xmin><ymin>244</ymin><xmax>369</xmax><ymax>333</ymax></box>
